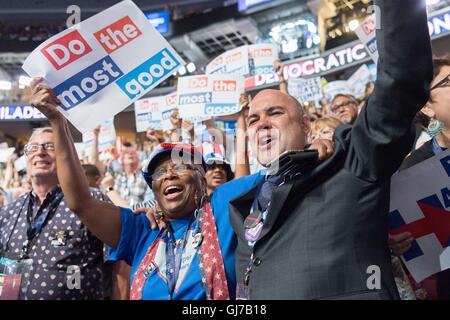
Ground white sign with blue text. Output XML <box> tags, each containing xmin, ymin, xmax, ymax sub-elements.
<box><xmin>22</xmin><ymin>0</ymin><xmax>184</xmax><ymax>133</ymax></box>
<box><xmin>176</xmin><ymin>74</ymin><xmax>244</xmax><ymax>118</ymax></box>
<box><xmin>134</xmin><ymin>96</ymin><xmax>163</xmax><ymax>132</ymax></box>
<box><xmin>82</xmin><ymin>118</ymin><xmax>116</xmax><ymax>153</ymax></box>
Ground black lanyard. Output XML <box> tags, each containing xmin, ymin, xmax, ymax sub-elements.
<box><xmin>242</xmin><ymin>179</ymin><xmax>272</xmax><ymax>290</ymax></box>
<box><xmin>20</xmin><ymin>188</ymin><xmax>64</xmax><ymax>259</ymax></box>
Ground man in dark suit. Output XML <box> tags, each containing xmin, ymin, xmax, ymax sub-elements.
<box><xmin>226</xmin><ymin>0</ymin><xmax>433</xmax><ymax>299</ymax></box>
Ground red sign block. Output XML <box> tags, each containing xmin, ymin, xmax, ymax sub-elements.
<box><xmin>188</xmin><ymin>76</ymin><xmax>208</xmax><ymax>89</ymax></box>
<box><xmin>94</xmin><ymin>16</ymin><xmax>142</xmax><ymax>54</ymax></box>
<box><xmin>361</xmin><ymin>18</ymin><xmax>376</xmax><ymax>36</ymax></box>
<box><xmin>252</xmin><ymin>48</ymin><xmax>272</xmax><ymax>58</ymax></box>
<box><xmin>213</xmin><ymin>80</ymin><xmax>236</xmax><ymax>92</ymax></box>
<box><xmin>166</xmin><ymin>93</ymin><xmax>177</xmax><ymax>106</ymax></box>
<box><xmin>41</xmin><ymin>30</ymin><xmax>92</xmax><ymax>70</ymax></box>
<box><xmin>390</xmin><ymin>202</ymin><xmax>450</xmax><ymax>247</ymax></box>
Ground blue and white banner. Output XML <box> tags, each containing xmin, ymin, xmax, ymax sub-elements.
<box><xmin>134</xmin><ymin>96</ymin><xmax>163</xmax><ymax>132</ymax></box>
<box><xmin>389</xmin><ymin>149</ymin><xmax>450</xmax><ymax>282</ymax></box>
<box><xmin>22</xmin><ymin>0</ymin><xmax>184</xmax><ymax>132</ymax></box>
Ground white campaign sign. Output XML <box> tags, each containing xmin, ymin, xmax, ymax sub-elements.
<box><xmin>160</xmin><ymin>91</ymin><xmax>178</xmax><ymax>131</ymax></box>
<box><xmin>205</xmin><ymin>43</ymin><xmax>278</xmax><ymax>77</ymax></box>
<box><xmin>288</xmin><ymin>77</ymin><xmax>322</xmax><ymax>104</ymax></box>
<box><xmin>134</xmin><ymin>96</ymin><xmax>163</xmax><ymax>132</ymax></box>
<box><xmin>389</xmin><ymin>149</ymin><xmax>450</xmax><ymax>282</ymax></box>
<box><xmin>14</xmin><ymin>155</ymin><xmax>26</xmax><ymax>172</ymax></box>
<box><xmin>82</xmin><ymin>118</ymin><xmax>116</xmax><ymax>152</ymax></box>
<box><xmin>0</xmin><ymin>148</ymin><xmax>15</xmax><ymax>163</ymax></box>
<box><xmin>22</xmin><ymin>0</ymin><xmax>184</xmax><ymax>133</ymax></box>
<box><xmin>176</xmin><ymin>74</ymin><xmax>244</xmax><ymax>118</ymax></box>
<box><xmin>354</xmin><ymin>14</ymin><xmax>378</xmax><ymax>64</ymax></box>
<box><xmin>205</xmin><ymin>46</ymin><xmax>249</xmax><ymax>75</ymax></box>
<box><xmin>74</xmin><ymin>143</ymin><xmax>86</xmax><ymax>160</ymax></box>
<box><xmin>248</xmin><ymin>43</ymin><xmax>279</xmax><ymax>76</ymax></box>
<box><xmin>322</xmin><ymin>80</ymin><xmax>353</xmax><ymax>101</ymax></box>
<box><xmin>347</xmin><ymin>64</ymin><xmax>371</xmax><ymax>99</ymax></box>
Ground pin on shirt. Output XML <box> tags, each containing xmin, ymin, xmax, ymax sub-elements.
<box><xmin>49</xmin><ymin>231</ymin><xmax>67</xmax><ymax>247</ymax></box>
<box><xmin>192</xmin><ymin>233</ymin><xmax>202</xmax><ymax>248</ymax></box>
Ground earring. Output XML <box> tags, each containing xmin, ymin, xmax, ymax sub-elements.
<box><xmin>427</xmin><ymin>118</ymin><xmax>443</xmax><ymax>136</ymax></box>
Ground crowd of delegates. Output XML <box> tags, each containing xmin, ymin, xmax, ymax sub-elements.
<box><xmin>0</xmin><ymin>0</ymin><xmax>449</xmax><ymax>300</ymax></box>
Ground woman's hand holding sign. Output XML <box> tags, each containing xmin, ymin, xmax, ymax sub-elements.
<box><xmin>30</xmin><ymin>77</ymin><xmax>63</xmax><ymax>121</ymax></box>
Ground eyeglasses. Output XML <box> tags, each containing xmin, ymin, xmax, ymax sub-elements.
<box><xmin>24</xmin><ymin>142</ymin><xmax>55</xmax><ymax>155</ymax></box>
<box><xmin>430</xmin><ymin>74</ymin><xmax>450</xmax><ymax>91</ymax></box>
<box><xmin>151</xmin><ymin>163</ymin><xmax>197</xmax><ymax>181</ymax></box>
<box><xmin>330</xmin><ymin>100</ymin><xmax>357</xmax><ymax>114</ymax></box>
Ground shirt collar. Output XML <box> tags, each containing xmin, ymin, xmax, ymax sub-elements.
<box><xmin>30</xmin><ymin>185</ymin><xmax>62</xmax><ymax>203</ymax></box>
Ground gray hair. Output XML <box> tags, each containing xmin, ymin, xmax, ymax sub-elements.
<box><xmin>28</xmin><ymin>127</ymin><xmax>53</xmax><ymax>143</ymax></box>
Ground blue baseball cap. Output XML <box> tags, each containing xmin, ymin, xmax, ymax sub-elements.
<box><xmin>142</xmin><ymin>143</ymin><xmax>207</xmax><ymax>188</ymax></box>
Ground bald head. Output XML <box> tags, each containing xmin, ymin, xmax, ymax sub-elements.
<box><xmin>250</xmin><ymin>89</ymin><xmax>304</xmax><ymax>118</ymax></box>
<box><xmin>246</xmin><ymin>89</ymin><xmax>310</xmax><ymax>167</ymax></box>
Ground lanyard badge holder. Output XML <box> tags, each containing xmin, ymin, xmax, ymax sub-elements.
<box><xmin>0</xmin><ymin>252</ymin><xmax>33</xmax><ymax>300</ymax></box>
<box><xmin>237</xmin><ymin>183</ymin><xmax>268</xmax><ymax>300</ymax></box>
<box><xmin>165</xmin><ymin>218</ymin><xmax>196</xmax><ymax>300</ymax></box>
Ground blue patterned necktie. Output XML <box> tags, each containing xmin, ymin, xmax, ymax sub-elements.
<box><xmin>257</xmin><ymin>175</ymin><xmax>283</xmax><ymax>212</ymax></box>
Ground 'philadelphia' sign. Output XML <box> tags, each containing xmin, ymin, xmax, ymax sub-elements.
<box><xmin>0</xmin><ymin>106</ymin><xmax>45</xmax><ymax>121</ymax></box>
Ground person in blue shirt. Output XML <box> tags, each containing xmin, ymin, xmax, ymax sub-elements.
<box><xmin>110</xmin><ymin>143</ymin><xmax>241</xmax><ymax>300</ymax></box>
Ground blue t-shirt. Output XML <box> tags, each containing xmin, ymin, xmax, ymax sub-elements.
<box><xmin>108</xmin><ymin>172</ymin><xmax>263</xmax><ymax>300</ymax></box>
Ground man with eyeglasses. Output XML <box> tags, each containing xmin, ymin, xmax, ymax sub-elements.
<box><xmin>329</xmin><ymin>94</ymin><xmax>360</xmax><ymax>125</ymax></box>
<box><xmin>0</xmin><ymin>127</ymin><xmax>109</xmax><ymax>300</ymax></box>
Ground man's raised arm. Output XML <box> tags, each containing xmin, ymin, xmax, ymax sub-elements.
<box><xmin>348</xmin><ymin>0</ymin><xmax>434</xmax><ymax>181</ymax></box>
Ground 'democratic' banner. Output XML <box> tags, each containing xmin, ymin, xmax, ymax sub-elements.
<box><xmin>134</xmin><ymin>96</ymin><xmax>163</xmax><ymax>132</ymax></box>
<box><xmin>176</xmin><ymin>74</ymin><xmax>244</xmax><ymax>118</ymax></box>
<box><xmin>389</xmin><ymin>149</ymin><xmax>450</xmax><ymax>282</ymax></box>
<box><xmin>22</xmin><ymin>0</ymin><xmax>184</xmax><ymax>133</ymax></box>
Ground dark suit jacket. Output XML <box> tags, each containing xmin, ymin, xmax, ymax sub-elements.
<box><xmin>229</xmin><ymin>0</ymin><xmax>434</xmax><ymax>300</ymax></box>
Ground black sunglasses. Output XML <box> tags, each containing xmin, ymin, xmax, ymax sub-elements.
<box><xmin>431</xmin><ymin>74</ymin><xmax>450</xmax><ymax>91</ymax></box>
